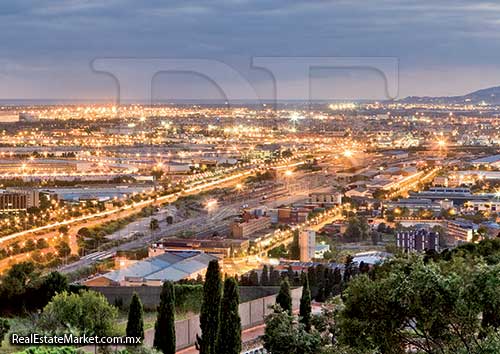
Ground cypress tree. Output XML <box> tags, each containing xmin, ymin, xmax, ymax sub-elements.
<box><xmin>286</xmin><ymin>265</ymin><xmax>295</xmax><ymax>282</ymax></box>
<box><xmin>126</xmin><ymin>292</ymin><xmax>144</xmax><ymax>343</ymax></box>
<box><xmin>307</xmin><ymin>266</ymin><xmax>317</xmax><ymax>297</ymax></box>
<box><xmin>324</xmin><ymin>268</ymin><xmax>333</xmax><ymax>299</ymax></box>
<box><xmin>300</xmin><ymin>271</ymin><xmax>307</xmax><ymax>286</ymax></box>
<box><xmin>276</xmin><ymin>278</ymin><xmax>292</xmax><ymax>314</ymax></box>
<box><xmin>196</xmin><ymin>260</ymin><xmax>222</xmax><ymax>354</ymax></box>
<box><xmin>314</xmin><ymin>264</ymin><xmax>326</xmax><ymax>302</ymax></box>
<box><xmin>308</xmin><ymin>266</ymin><xmax>317</xmax><ymax>288</ymax></box>
<box><xmin>359</xmin><ymin>261</ymin><xmax>370</xmax><ymax>274</ymax></box>
<box><xmin>153</xmin><ymin>281</ymin><xmax>176</xmax><ymax>354</ymax></box>
<box><xmin>216</xmin><ymin>278</ymin><xmax>241</xmax><ymax>354</ymax></box>
<box><xmin>249</xmin><ymin>270</ymin><xmax>259</xmax><ymax>286</ymax></box>
<box><xmin>290</xmin><ymin>230</ymin><xmax>300</xmax><ymax>259</ymax></box>
<box><xmin>299</xmin><ymin>274</ymin><xmax>312</xmax><ymax>331</ymax></box>
<box><xmin>261</xmin><ymin>265</ymin><xmax>269</xmax><ymax>286</ymax></box>
<box><xmin>333</xmin><ymin>267</ymin><xmax>343</xmax><ymax>295</ymax></box>
<box><xmin>269</xmin><ymin>266</ymin><xmax>280</xmax><ymax>286</ymax></box>
<box><xmin>344</xmin><ymin>255</ymin><xmax>355</xmax><ymax>283</ymax></box>
<box><xmin>315</xmin><ymin>285</ymin><xmax>325</xmax><ymax>302</ymax></box>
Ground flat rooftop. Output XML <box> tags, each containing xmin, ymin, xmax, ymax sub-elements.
<box><xmin>98</xmin><ymin>250</ymin><xmax>218</xmax><ymax>283</ymax></box>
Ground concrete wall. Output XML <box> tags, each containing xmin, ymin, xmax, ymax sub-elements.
<box><xmin>91</xmin><ymin>285</ymin><xmax>164</xmax><ymax>310</ymax></box>
<box><xmin>91</xmin><ymin>285</ymin><xmax>285</xmax><ymax>310</ymax></box>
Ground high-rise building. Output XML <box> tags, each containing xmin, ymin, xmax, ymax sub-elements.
<box><xmin>0</xmin><ymin>189</ymin><xmax>39</xmax><ymax>212</ymax></box>
<box><xmin>6</xmin><ymin>188</ymin><xmax>40</xmax><ymax>208</ymax></box>
<box><xmin>396</xmin><ymin>229</ymin><xmax>439</xmax><ymax>252</ymax></box>
<box><xmin>299</xmin><ymin>229</ymin><xmax>316</xmax><ymax>262</ymax></box>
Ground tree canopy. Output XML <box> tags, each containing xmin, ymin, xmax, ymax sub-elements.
<box><xmin>276</xmin><ymin>278</ymin><xmax>292</xmax><ymax>315</ymax></box>
<box><xmin>40</xmin><ymin>290</ymin><xmax>118</xmax><ymax>336</ymax></box>
<box><xmin>263</xmin><ymin>306</ymin><xmax>321</xmax><ymax>354</ymax></box>
<box><xmin>264</xmin><ymin>238</ymin><xmax>500</xmax><ymax>354</ymax></box>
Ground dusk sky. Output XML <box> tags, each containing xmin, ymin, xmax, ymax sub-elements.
<box><xmin>2</xmin><ymin>0</ymin><xmax>500</xmax><ymax>101</ymax></box>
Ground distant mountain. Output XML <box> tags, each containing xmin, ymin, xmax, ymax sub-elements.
<box><xmin>398</xmin><ymin>86</ymin><xmax>500</xmax><ymax>105</ymax></box>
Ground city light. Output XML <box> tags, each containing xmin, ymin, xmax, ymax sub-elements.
<box><xmin>437</xmin><ymin>139</ymin><xmax>447</xmax><ymax>148</ymax></box>
<box><xmin>205</xmin><ymin>199</ymin><xmax>218</xmax><ymax>211</ymax></box>
<box><xmin>343</xmin><ymin>149</ymin><xmax>353</xmax><ymax>158</ymax></box>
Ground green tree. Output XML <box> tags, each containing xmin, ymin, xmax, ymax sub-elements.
<box><xmin>344</xmin><ymin>216</ymin><xmax>370</xmax><ymax>242</ymax></box>
<box><xmin>471</xmin><ymin>264</ymin><xmax>500</xmax><ymax>330</ymax></box>
<box><xmin>153</xmin><ymin>281</ymin><xmax>176</xmax><ymax>354</ymax></box>
<box><xmin>152</xmin><ymin>168</ymin><xmax>164</xmax><ymax>180</ymax></box>
<box><xmin>40</xmin><ymin>271</ymin><xmax>68</xmax><ymax>305</ymax></box>
<box><xmin>269</xmin><ymin>266</ymin><xmax>281</xmax><ymax>286</ymax></box>
<box><xmin>249</xmin><ymin>270</ymin><xmax>259</xmax><ymax>286</ymax></box>
<box><xmin>216</xmin><ymin>278</ymin><xmax>241</xmax><ymax>354</ymax></box>
<box><xmin>343</xmin><ymin>255</ymin><xmax>356</xmax><ymax>283</ymax></box>
<box><xmin>126</xmin><ymin>293</ymin><xmax>144</xmax><ymax>344</ymax></box>
<box><xmin>263</xmin><ymin>306</ymin><xmax>321</xmax><ymax>354</ymax></box>
<box><xmin>58</xmin><ymin>225</ymin><xmax>69</xmax><ymax>235</ymax></box>
<box><xmin>276</xmin><ymin>278</ymin><xmax>292</xmax><ymax>314</ymax></box>
<box><xmin>299</xmin><ymin>274</ymin><xmax>312</xmax><ymax>331</ymax></box>
<box><xmin>336</xmin><ymin>259</ymin><xmax>483</xmax><ymax>354</ymax></box>
<box><xmin>55</xmin><ymin>241</ymin><xmax>71</xmax><ymax>258</ymax></box>
<box><xmin>0</xmin><ymin>318</ymin><xmax>9</xmax><ymax>347</ymax></box>
<box><xmin>77</xmin><ymin>227</ymin><xmax>92</xmax><ymax>238</ymax></box>
<box><xmin>2</xmin><ymin>261</ymin><xmax>39</xmax><ymax>296</ymax></box>
<box><xmin>196</xmin><ymin>260</ymin><xmax>222</xmax><ymax>354</ymax></box>
<box><xmin>40</xmin><ymin>290</ymin><xmax>118</xmax><ymax>336</ymax></box>
<box><xmin>36</xmin><ymin>238</ymin><xmax>49</xmax><ymax>249</ymax></box>
<box><xmin>377</xmin><ymin>222</ymin><xmax>387</xmax><ymax>233</ymax></box>
<box><xmin>150</xmin><ymin>218</ymin><xmax>160</xmax><ymax>230</ymax></box>
<box><xmin>1</xmin><ymin>261</ymin><xmax>41</xmax><ymax>312</ymax></box>
<box><xmin>289</xmin><ymin>230</ymin><xmax>300</xmax><ymax>259</ymax></box>
<box><xmin>261</xmin><ymin>265</ymin><xmax>269</xmax><ymax>286</ymax></box>
<box><xmin>24</xmin><ymin>239</ymin><xmax>36</xmax><ymax>251</ymax></box>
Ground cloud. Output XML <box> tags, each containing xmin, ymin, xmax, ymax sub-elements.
<box><xmin>0</xmin><ymin>0</ymin><xmax>499</xmax><ymax>99</ymax></box>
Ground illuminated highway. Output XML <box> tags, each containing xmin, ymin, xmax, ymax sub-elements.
<box><xmin>0</xmin><ymin>154</ymin><xmax>324</xmax><ymax>271</ymax></box>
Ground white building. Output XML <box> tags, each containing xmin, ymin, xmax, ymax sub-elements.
<box><xmin>309</xmin><ymin>191</ymin><xmax>342</xmax><ymax>205</ymax></box>
<box><xmin>464</xmin><ymin>199</ymin><xmax>500</xmax><ymax>213</ymax></box>
<box><xmin>299</xmin><ymin>229</ymin><xmax>316</xmax><ymax>262</ymax></box>
<box><xmin>471</xmin><ymin>155</ymin><xmax>500</xmax><ymax>168</ymax></box>
<box><xmin>315</xmin><ymin>243</ymin><xmax>330</xmax><ymax>259</ymax></box>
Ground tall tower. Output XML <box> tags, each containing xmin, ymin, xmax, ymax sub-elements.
<box><xmin>299</xmin><ymin>229</ymin><xmax>316</xmax><ymax>262</ymax></box>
